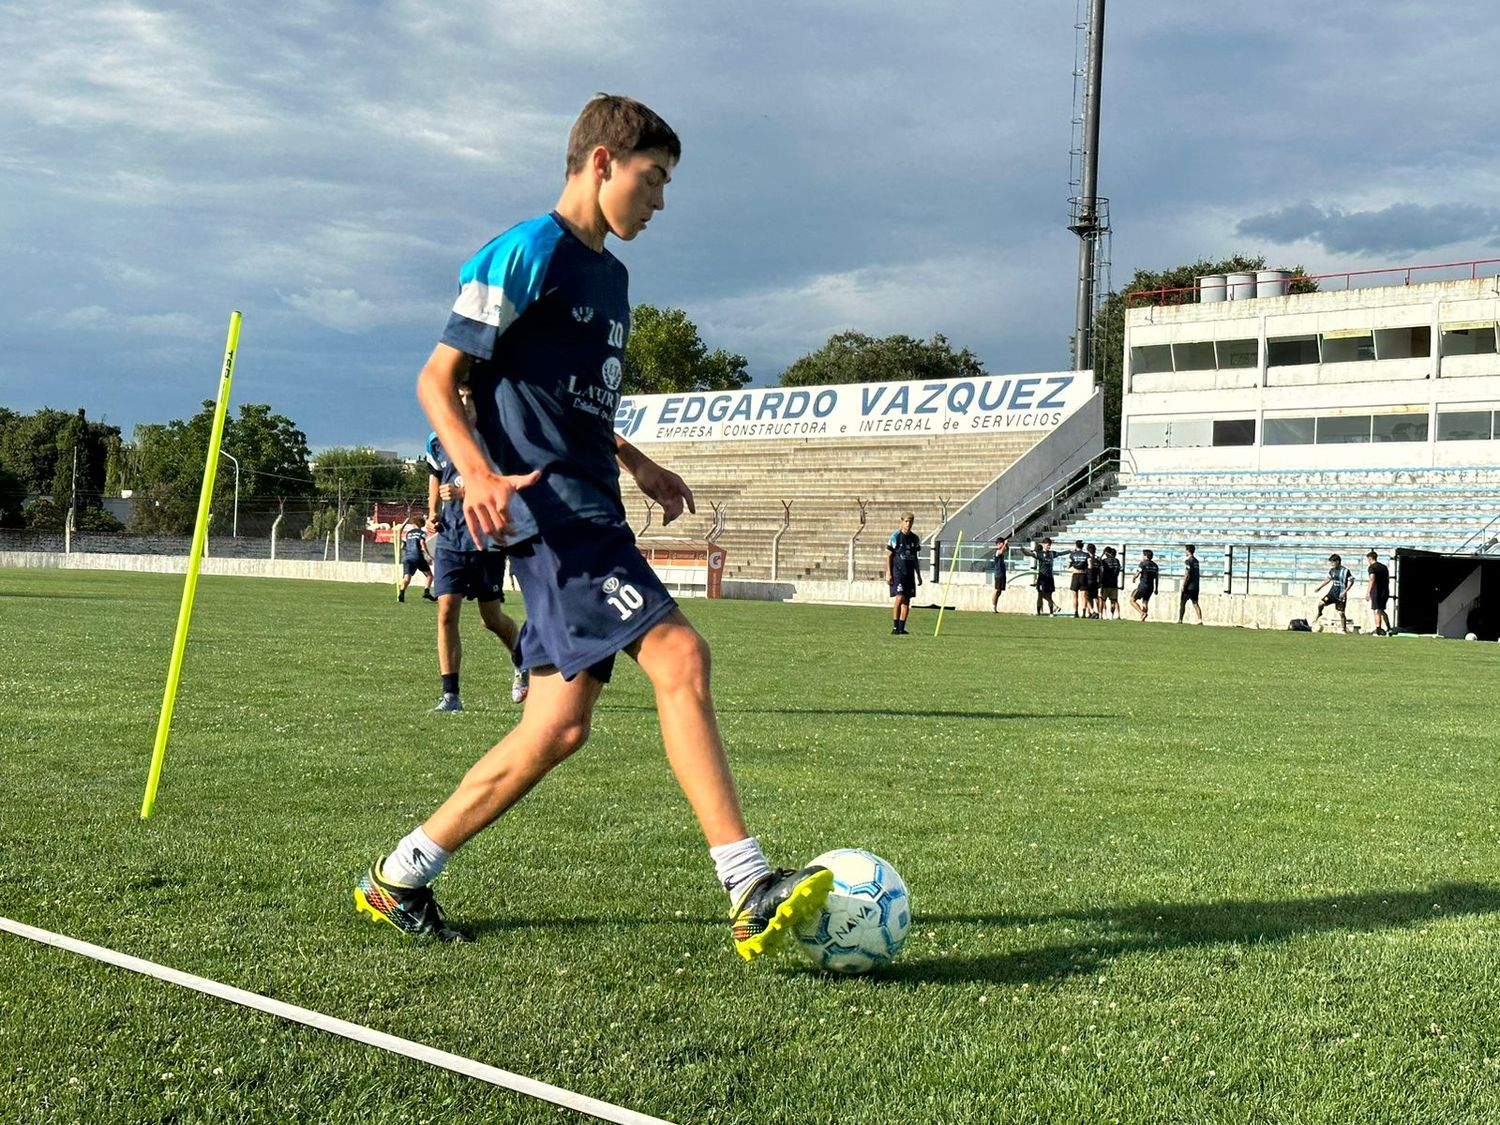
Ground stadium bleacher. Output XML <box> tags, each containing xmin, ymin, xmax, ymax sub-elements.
<box><xmin>1043</xmin><ymin>466</ymin><xmax>1500</xmax><ymax>591</ymax></box>
<box><xmin>620</xmin><ymin>431</ymin><xmax>1043</xmax><ymax>581</ymax></box>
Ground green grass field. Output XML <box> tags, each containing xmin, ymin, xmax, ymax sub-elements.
<box><xmin>3</xmin><ymin>567</ymin><xmax>1500</xmax><ymax>1123</ymax></box>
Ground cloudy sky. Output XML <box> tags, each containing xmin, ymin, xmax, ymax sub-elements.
<box><xmin>3</xmin><ymin>2</ymin><xmax>1498</xmax><ymax>456</ymax></box>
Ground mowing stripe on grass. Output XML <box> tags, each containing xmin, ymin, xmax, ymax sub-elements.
<box><xmin>0</xmin><ymin>915</ymin><xmax>673</xmax><ymax>1125</ymax></box>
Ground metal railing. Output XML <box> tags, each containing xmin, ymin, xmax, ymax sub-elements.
<box><xmin>974</xmin><ymin>446</ymin><xmax>1132</xmax><ymax>545</ymax></box>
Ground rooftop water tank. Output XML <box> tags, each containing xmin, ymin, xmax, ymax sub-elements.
<box><xmin>1256</xmin><ymin>269</ymin><xmax>1292</xmax><ymax>298</ymax></box>
<box><xmin>1198</xmin><ymin>274</ymin><xmax>1226</xmax><ymax>303</ymax></box>
<box><xmin>1227</xmin><ymin>271</ymin><xmax>1257</xmax><ymax>300</ymax></box>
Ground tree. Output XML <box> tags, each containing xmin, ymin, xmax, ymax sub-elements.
<box><xmin>778</xmin><ymin>332</ymin><xmax>986</xmax><ymax>387</ymax></box>
<box><xmin>0</xmin><ymin>461</ymin><xmax>25</xmax><ymax>528</ymax></box>
<box><xmin>623</xmin><ymin>304</ymin><xmax>750</xmax><ymax>394</ymax></box>
<box><xmin>305</xmin><ymin>447</ymin><xmax>424</xmax><ymax>541</ymax></box>
<box><xmin>1089</xmin><ymin>254</ymin><xmax>1316</xmax><ymax>447</ymax></box>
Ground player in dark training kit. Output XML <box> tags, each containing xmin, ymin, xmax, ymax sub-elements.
<box><xmin>886</xmin><ymin>512</ymin><xmax>923</xmax><ymax>634</ymax></box>
<box><xmin>1366</xmin><ymin>550</ymin><xmax>1391</xmax><ymax>635</ymax></box>
<box><xmin>1178</xmin><ymin>544</ymin><xmax>1202</xmax><ymax>624</ymax></box>
<box><xmin>1021</xmin><ymin>537</ymin><xmax>1059</xmax><ymax>615</ymax></box>
<box><xmin>1096</xmin><ymin>546</ymin><xmax>1122</xmax><ymax>619</ymax></box>
<box><xmin>396</xmin><ymin>517</ymin><xmax>436</xmax><ymax>603</ymax></box>
<box><xmin>1130</xmin><ymin>549</ymin><xmax>1159</xmax><ymax>621</ymax></box>
<box><xmin>990</xmin><ymin>535</ymin><xmax>1009</xmax><ymax>613</ymax></box>
<box><xmin>355</xmin><ymin>95</ymin><xmax>830</xmax><ymax>957</ymax></box>
<box><xmin>424</xmin><ymin>388</ymin><xmax>528</xmax><ymax>712</ymax></box>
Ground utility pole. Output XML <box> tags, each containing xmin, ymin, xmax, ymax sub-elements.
<box><xmin>66</xmin><ymin>446</ymin><xmax>78</xmax><ymax>554</ymax></box>
<box><xmin>220</xmin><ymin>448</ymin><xmax>240</xmax><ymax>537</ymax></box>
<box><xmin>1069</xmin><ymin>0</ymin><xmax>1108</xmax><ymax>371</ymax></box>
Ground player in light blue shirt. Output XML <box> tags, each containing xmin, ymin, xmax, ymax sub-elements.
<box><xmin>356</xmin><ymin>95</ymin><xmax>830</xmax><ymax>956</ymax></box>
<box><xmin>1314</xmin><ymin>553</ymin><xmax>1355</xmax><ymax>633</ymax></box>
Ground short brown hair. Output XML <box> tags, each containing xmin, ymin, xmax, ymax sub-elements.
<box><xmin>566</xmin><ymin>94</ymin><xmax>681</xmax><ymax>175</ymax></box>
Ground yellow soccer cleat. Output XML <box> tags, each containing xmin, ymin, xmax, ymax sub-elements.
<box><xmin>731</xmin><ymin>865</ymin><xmax>833</xmax><ymax>961</ymax></box>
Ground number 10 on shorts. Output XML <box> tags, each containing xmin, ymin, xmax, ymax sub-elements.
<box><xmin>603</xmin><ymin>577</ymin><xmax>644</xmax><ymax>620</ymax></box>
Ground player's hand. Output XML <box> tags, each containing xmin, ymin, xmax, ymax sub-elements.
<box><xmin>632</xmin><ymin>458</ymin><xmax>695</xmax><ymax>525</ymax></box>
<box><xmin>461</xmin><ymin>467</ymin><xmax>541</xmax><ymax>544</ymax></box>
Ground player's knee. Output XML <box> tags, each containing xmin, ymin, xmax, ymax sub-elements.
<box><xmin>655</xmin><ymin>627</ymin><xmax>712</xmax><ymax>689</ymax></box>
<box><xmin>546</xmin><ymin>718</ymin><xmax>592</xmax><ymax>759</ymax></box>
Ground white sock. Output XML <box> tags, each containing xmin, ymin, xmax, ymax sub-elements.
<box><xmin>711</xmin><ymin>836</ymin><xmax>772</xmax><ymax>905</ymax></box>
<box><xmin>381</xmin><ymin>826</ymin><xmax>451</xmax><ymax>888</ymax></box>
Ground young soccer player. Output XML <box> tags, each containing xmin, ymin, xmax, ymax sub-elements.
<box><xmin>1366</xmin><ymin>550</ymin><xmax>1392</xmax><ymax>635</ymax></box>
<box><xmin>1066</xmin><ymin>539</ymin><xmax>1091</xmax><ymax>618</ymax></box>
<box><xmin>425</xmin><ymin>383</ymin><xmax>530</xmax><ymax>711</ymax></box>
<box><xmin>355</xmin><ymin>94</ymin><xmax>831</xmax><ymax>957</ymax></box>
<box><xmin>885</xmin><ymin>512</ymin><xmax>923</xmax><ymax>634</ymax></box>
<box><xmin>1313</xmin><ymin>553</ymin><xmax>1355</xmax><ymax>633</ymax></box>
<box><xmin>990</xmin><ymin>534</ymin><xmax>1009</xmax><ymax>612</ymax></box>
<box><xmin>1178</xmin><ymin>544</ymin><xmax>1202</xmax><ymax>624</ymax></box>
<box><xmin>1021</xmin><ymin>537</ymin><xmax>1059</xmax><ymax>615</ymax></box>
<box><xmin>396</xmin><ymin>516</ymin><xmax>436</xmax><ymax>603</ymax></box>
<box><xmin>1130</xmin><ymin>549</ymin><xmax>1159</xmax><ymax>621</ymax></box>
<box><xmin>1096</xmin><ymin>546</ymin><xmax>1122</xmax><ymax>619</ymax></box>
<box><xmin>1084</xmin><ymin>542</ymin><xmax>1100</xmax><ymax>619</ymax></box>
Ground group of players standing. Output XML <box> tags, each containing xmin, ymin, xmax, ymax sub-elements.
<box><xmin>988</xmin><ymin>535</ymin><xmax>1202</xmax><ymax>623</ymax></box>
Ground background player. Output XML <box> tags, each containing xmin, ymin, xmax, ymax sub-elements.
<box><xmin>1178</xmin><ymin>543</ymin><xmax>1202</xmax><ymax>624</ymax></box>
<box><xmin>396</xmin><ymin>516</ymin><xmax>436</xmax><ymax>603</ymax></box>
<box><xmin>990</xmin><ymin>534</ymin><xmax>1009</xmax><ymax>613</ymax></box>
<box><xmin>1366</xmin><ymin>549</ymin><xmax>1392</xmax><ymax>636</ymax></box>
<box><xmin>355</xmin><ymin>94</ymin><xmax>831</xmax><ymax>958</ymax></box>
<box><xmin>1130</xmin><ymin>549</ymin><xmax>1159</xmax><ymax>621</ymax></box>
<box><xmin>1021</xmin><ymin>537</ymin><xmax>1059</xmax><ymax>615</ymax></box>
<box><xmin>885</xmin><ymin>512</ymin><xmax>923</xmax><ymax>634</ymax></box>
<box><xmin>425</xmin><ymin>384</ymin><xmax>529</xmax><ymax>711</ymax></box>
<box><xmin>1096</xmin><ymin>545</ymin><xmax>1122</xmax><ymax>619</ymax></box>
<box><xmin>1314</xmin><ymin>553</ymin><xmax>1355</xmax><ymax>633</ymax></box>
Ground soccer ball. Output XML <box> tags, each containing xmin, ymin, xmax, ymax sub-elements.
<box><xmin>1466</xmin><ymin>632</ymin><xmax>1479</xmax><ymax>641</ymax></box>
<box><xmin>793</xmin><ymin>848</ymin><xmax>911</xmax><ymax>974</ymax></box>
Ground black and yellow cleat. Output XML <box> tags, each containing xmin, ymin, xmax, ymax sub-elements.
<box><xmin>354</xmin><ymin>861</ymin><xmax>470</xmax><ymax>943</ymax></box>
<box><xmin>730</xmin><ymin>865</ymin><xmax>833</xmax><ymax>961</ymax></box>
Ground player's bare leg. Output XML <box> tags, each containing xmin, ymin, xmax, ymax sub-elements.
<box><xmin>423</xmin><ymin>668</ymin><xmax>606</xmax><ymax>850</ymax></box>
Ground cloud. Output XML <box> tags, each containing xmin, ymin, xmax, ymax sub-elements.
<box><xmin>1236</xmin><ymin>202</ymin><xmax>1500</xmax><ymax>258</ymax></box>
<box><xmin>279</xmin><ymin>288</ymin><xmax>382</xmax><ymax>334</ymax></box>
<box><xmin>51</xmin><ymin>305</ymin><xmax>204</xmax><ymax>338</ymax></box>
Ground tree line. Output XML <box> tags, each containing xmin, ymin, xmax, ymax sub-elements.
<box><xmin>2</xmin><ymin>258</ymin><xmax>1305</xmax><ymax>535</ymax></box>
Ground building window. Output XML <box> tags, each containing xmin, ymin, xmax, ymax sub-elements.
<box><xmin>1172</xmin><ymin>341</ymin><xmax>1216</xmax><ymax>371</ymax></box>
<box><xmin>1440</xmin><ymin>325</ymin><xmax>1497</xmax><ymax>356</ymax></box>
<box><xmin>1374</xmin><ymin>326</ymin><xmax>1431</xmax><ymax>360</ymax></box>
<box><xmin>1215</xmin><ymin>339</ymin><xmax>1258</xmax><ymax>368</ymax></box>
<box><xmin>1372</xmin><ymin>413</ymin><xmax>1429</xmax><ymax>443</ymax></box>
<box><xmin>1130</xmin><ymin>345</ymin><xmax>1173</xmax><ymax>375</ymax></box>
<box><xmin>1320</xmin><ymin>333</ymin><xmax>1376</xmax><ymax>364</ymax></box>
<box><xmin>1264</xmin><ymin>416</ymin><xmax>1316</xmax><ymax>445</ymax></box>
<box><xmin>1267</xmin><ymin>336</ymin><xmax>1319</xmax><ymax>366</ymax></box>
<box><xmin>1128</xmin><ymin>419</ymin><xmax>1169</xmax><ymax>448</ymax></box>
<box><xmin>1316</xmin><ymin>415</ymin><xmax>1372</xmax><ymax>444</ymax></box>
<box><xmin>1436</xmin><ymin>410</ymin><xmax>1496</xmax><ymax>441</ymax></box>
<box><xmin>1212</xmin><ymin>418</ymin><xmax>1256</xmax><ymax>446</ymax></box>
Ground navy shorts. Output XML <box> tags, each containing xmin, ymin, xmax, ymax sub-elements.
<box><xmin>508</xmin><ymin>519</ymin><xmax>678</xmax><ymax>683</ymax></box>
<box><xmin>1370</xmin><ymin>591</ymin><xmax>1389</xmax><ymax>612</ymax></box>
<box><xmin>889</xmin><ymin>572</ymin><xmax>917</xmax><ymax>599</ymax></box>
<box><xmin>401</xmin><ymin>557</ymin><xmax>431</xmax><ymax>577</ymax></box>
<box><xmin>994</xmin><ymin>570</ymin><xmax>1007</xmax><ymax>593</ymax></box>
<box><xmin>1180</xmin><ymin>583</ymin><xmax>1200</xmax><ymax>604</ymax></box>
<box><xmin>432</xmin><ymin>546</ymin><xmax>507</xmax><ymax>602</ymax></box>
<box><xmin>1036</xmin><ymin>574</ymin><xmax>1055</xmax><ymax>595</ymax></box>
<box><xmin>1070</xmin><ymin>572</ymin><xmax>1089</xmax><ymax>592</ymax></box>
<box><xmin>1134</xmin><ymin>585</ymin><xmax>1153</xmax><ymax>603</ymax></box>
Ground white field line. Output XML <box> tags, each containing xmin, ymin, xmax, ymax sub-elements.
<box><xmin>0</xmin><ymin>915</ymin><xmax>674</xmax><ymax>1125</ymax></box>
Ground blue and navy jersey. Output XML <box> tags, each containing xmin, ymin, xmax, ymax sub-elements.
<box><xmin>1368</xmin><ymin>561</ymin><xmax>1390</xmax><ymax>595</ymax></box>
<box><xmin>888</xmin><ymin>530</ymin><xmax>921</xmax><ymax>573</ymax></box>
<box><xmin>993</xmin><ymin>550</ymin><xmax>1007</xmax><ymax>579</ymax></box>
<box><xmin>1327</xmin><ymin>566</ymin><xmax>1353</xmax><ymax>595</ymax></box>
<box><xmin>439</xmin><ymin>212</ymin><xmax>631</xmax><ymax>544</ymax></box>
<box><xmin>1068</xmin><ymin>548</ymin><xmax>1089</xmax><ymax>573</ymax></box>
<box><xmin>1033</xmin><ymin>549</ymin><xmax>1057</xmax><ymax>576</ymax></box>
<box><xmin>1097</xmin><ymin>557</ymin><xmax>1122</xmax><ymax>589</ymax></box>
<box><xmin>400</xmin><ymin>525</ymin><xmax>426</xmax><ymax>562</ymax></box>
<box><xmin>1137</xmin><ymin>559</ymin><xmax>1159</xmax><ymax>591</ymax></box>
<box><xmin>425</xmin><ymin>432</ymin><xmax>484</xmax><ymax>553</ymax></box>
<box><xmin>1183</xmin><ymin>556</ymin><xmax>1200</xmax><ymax>586</ymax></box>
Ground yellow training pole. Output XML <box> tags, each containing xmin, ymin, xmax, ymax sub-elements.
<box><xmin>141</xmin><ymin>311</ymin><xmax>242</xmax><ymax>819</ymax></box>
<box><xmin>933</xmin><ymin>530</ymin><xmax>964</xmax><ymax>638</ymax></box>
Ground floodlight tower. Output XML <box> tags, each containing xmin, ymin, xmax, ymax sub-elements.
<box><xmin>1068</xmin><ymin>0</ymin><xmax>1109</xmax><ymax>371</ymax></box>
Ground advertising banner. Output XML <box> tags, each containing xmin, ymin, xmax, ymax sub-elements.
<box><xmin>613</xmin><ymin>370</ymin><xmax>1094</xmax><ymax>444</ymax></box>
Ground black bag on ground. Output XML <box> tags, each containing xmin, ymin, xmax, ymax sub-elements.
<box><xmin>1288</xmin><ymin>618</ymin><xmax>1311</xmax><ymax>631</ymax></box>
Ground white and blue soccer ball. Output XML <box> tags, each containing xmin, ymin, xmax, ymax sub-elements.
<box><xmin>793</xmin><ymin>848</ymin><xmax>911</xmax><ymax>974</ymax></box>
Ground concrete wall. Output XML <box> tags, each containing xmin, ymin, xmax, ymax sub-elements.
<box><xmin>0</xmin><ymin>550</ymin><xmax>393</xmax><ymax>585</ymax></box>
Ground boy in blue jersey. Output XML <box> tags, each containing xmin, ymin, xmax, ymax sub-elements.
<box><xmin>424</xmin><ymin>382</ymin><xmax>529</xmax><ymax>712</ymax></box>
<box><xmin>1313</xmin><ymin>553</ymin><xmax>1355</xmax><ymax>633</ymax></box>
<box><xmin>885</xmin><ymin>512</ymin><xmax>923</xmax><ymax>634</ymax></box>
<box><xmin>1066</xmin><ymin>539</ymin><xmax>1091</xmax><ymax>618</ymax></box>
<box><xmin>990</xmin><ymin>535</ymin><xmax>1009</xmax><ymax>612</ymax></box>
<box><xmin>396</xmin><ymin>516</ymin><xmax>436</xmax><ymax>603</ymax></box>
<box><xmin>355</xmin><ymin>95</ymin><xmax>831</xmax><ymax>956</ymax></box>
<box><xmin>1096</xmin><ymin>546</ymin><xmax>1122</xmax><ymax>619</ymax></box>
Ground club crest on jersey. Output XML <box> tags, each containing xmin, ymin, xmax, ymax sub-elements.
<box><xmin>601</xmin><ymin>356</ymin><xmax>623</xmax><ymax>391</ymax></box>
<box><xmin>572</xmin><ymin>306</ymin><xmax>595</xmax><ymax>323</ymax></box>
